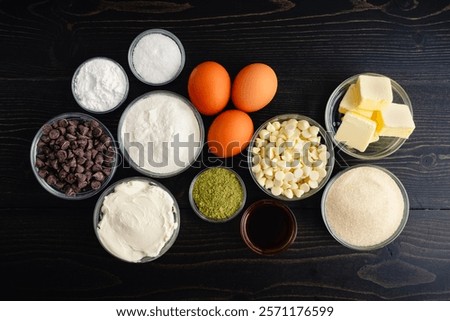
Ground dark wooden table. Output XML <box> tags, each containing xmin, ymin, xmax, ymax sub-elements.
<box><xmin>1</xmin><ymin>0</ymin><xmax>450</xmax><ymax>300</ymax></box>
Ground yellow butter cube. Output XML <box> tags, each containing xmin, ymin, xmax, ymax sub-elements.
<box><xmin>374</xmin><ymin>103</ymin><xmax>415</xmax><ymax>138</ymax></box>
<box><xmin>339</xmin><ymin>84</ymin><xmax>358</xmax><ymax>111</ymax></box>
<box><xmin>335</xmin><ymin>111</ymin><xmax>377</xmax><ymax>152</ymax></box>
<box><xmin>355</xmin><ymin>75</ymin><xmax>393</xmax><ymax>111</ymax></box>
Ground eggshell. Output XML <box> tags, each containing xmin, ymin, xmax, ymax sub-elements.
<box><xmin>232</xmin><ymin>63</ymin><xmax>277</xmax><ymax>113</ymax></box>
<box><xmin>188</xmin><ymin>61</ymin><xmax>231</xmax><ymax>116</ymax></box>
<box><xmin>208</xmin><ymin>110</ymin><xmax>254</xmax><ymax>158</ymax></box>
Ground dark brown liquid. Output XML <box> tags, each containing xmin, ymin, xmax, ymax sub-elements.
<box><xmin>246</xmin><ymin>204</ymin><xmax>294</xmax><ymax>251</ymax></box>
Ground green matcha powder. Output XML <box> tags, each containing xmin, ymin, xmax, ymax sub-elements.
<box><xmin>192</xmin><ymin>168</ymin><xmax>244</xmax><ymax>220</ymax></box>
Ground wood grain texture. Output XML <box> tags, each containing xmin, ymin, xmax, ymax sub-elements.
<box><xmin>1</xmin><ymin>0</ymin><xmax>450</xmax><ymax>300</ymax></box>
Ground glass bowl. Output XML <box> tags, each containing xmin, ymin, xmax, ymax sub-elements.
<box><xmin>189</xmin><ymin>167</ymin><xmax>247</xmax><ymax>223</ymax></box>
<box><xmin>240</xmin><ymin>199</ymin><xmax>297</xmax><ymax>255</ymax></box>
<box><xmin>321</xmin><ymin>164</ymin><xmax>410</xmax><ymax>251</ymax></box>
<box><xmin>71</xmin><ymin>57</ymin><xmax>129</xmax><ymax>114</ymax></box>
<box><xmin>325</xmin><ymin>73</ymin><xmax>412</xmax><ymax>160</ymax></box>
<box><xmin>93</xmin><ymin>176</ymin><xmax>180</xmax><ymax>263</ymax></box>
<box><xmin>118</xmin><ymin>90</ymin><xmax>204</xmax><ymax>178</ymax></box>
<box><xmin>30</xmin><ymin>112</ymin><xmax>118</xmax><ymax>200</ymax></box>
<box><xmin>128</xmin><ymin>29</ymin><xmax>185</xmax><ymax>86</ymax></box>
<box><xmin>247</xmin><ymin>114</ymin><xmax>335</xmax><ymax>201</ymax></box>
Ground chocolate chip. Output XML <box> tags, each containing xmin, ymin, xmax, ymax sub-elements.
<box><xmin>76</xmin><ymin>164</ymin><xmax>84</xmax><ymax>173</ymax></box>
<box><xmin>38</xmin><ymin>169</ymin><xmax>48</xmax><ymax>178</ymax></box>
<box><xmin>94</xmin><ymin>154</ymin><xmax>103</xmax><ymax>164</ymax></box>
<box><xmin>78</xmin><ymin>181</ymin><xmax>88</xmax><ymax>189</ymax></box>
<box><xmin>46</xmin><ymin>175</ymin><xmax>57</xmax><ymax>186</ymax></box>
<box><xmin>93</xmin><ymin>171</ymin><xmax>105</xmax><ymax>182</ymax></box>
<box><xmin>102</xmin><ymin>167</ymin><xmax>112</xmax><ymax>176</ymax></box>
<box><xmin>40</xmin><ymin>135</ymin><xmax>50</xmax><ymax>143</ymax></box>
<box><xmin>65</xmin><ymin>186</ymin><xmax>76</xmax><ymax>197</ymax></box>
<box><xmin>78</xmin><ymin>139</ymin><xmax>88</xmax><ymax>149</ymax></box>
<box><xmin>67</xmin><ymin>126</ymin><xmax>76</xmax><ymax>135</ymax></box>
<box><xmin>92</xmin><ymin>127</ymin><xmax>102</xmax><ymax>137</ymax></box>
<box><xmin>68</xmin><ymin>120</ymin><xmax>79</xmax><ymax>127</ymax></box>
<box><xmin>91</xmin><ymin>180</ymin><xmax>101</xmax><ymax>190</ymax></box>
<box><xmin>59</xmin><ymin>127</ymin><xmax>66</xmax><ymax>135</ymax></box>
<box><xmin>63</xmin><ymin>164</ymin><xmax>70</xmax><ymax>173</ymax></box>
<box><xmin>78</xmin><ymin>125</ymin><xmax>89</xmax><ymax>136</ymax></box>
<box><xmin>61</xmin><ymin>140</ymin><xmax>70</xmax><ymax>150</ymax></box>
<box><xmin>75</xmin><ymin>173</ymin><xmax>86</xmax><ymax>182</ymax></box>
<box><xmin>77</xmin><ymin>156</ymin><xmax>87</xmax><ymax>165</ymax></box>
<box><xmin>35</xmin><ymin>158</ymin><xmax>45</xmax><ymax>168</ymax></box>
<box><xmin>49</xmin><ymin>129</ymin><xmax>60</xmax><ymax>140</ymax></box>
<box><xmin>74</xmin><ymin>148</ymin><xmax>84</xmax><ymax>157</ymax></box>
<box><xmin>66</xmin><ymin>174</ymin><xmax>76</xmax><ymax>184</ymax></box>
<box><xmin>58</xmin><ymin>119</ymin><xmax>69</xmax><ymax>128</ymax></box>
<box><xmin>56</xmin><ymin>150</ymin><xmax>67</xmax><ymax>162</ymax></box>
<box><xmin>42</xmin><ymin>124</ymin><xmax>53</xmax><ymax>135</ymax></box>
<box><xmin>50</xmin><ymin>159</ymin><xmax>59</xmax><ymax>170</ymax></box>
<box><xmin>59</xmin><ymin>169</ymin><xmax>68</xmax><ymax>180</ymax></box>
<box><xmin>92</xmin><ymin>164</ymin><xmax>102</xmax><ymax>172</ymax></box>
<box><xmin>85</xmin><ymin>160</ymin><xmax>94</xmax><ymax>170</ymax></box>
<box><xmin>66</xmin><ymin>133</ymin><xmax>77</xmax><ymax>141</ymax></box>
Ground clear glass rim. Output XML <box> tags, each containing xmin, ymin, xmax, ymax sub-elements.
<box><xmin>320</xmin><ymin>164</ymin><xmax>410</xmax><ymax>251</ymax></box>
<box><xmin>324</xmin><ymin>72</ymin><xmax>412</xmax><ymax>160</ymax></box>
<box><xmin>30</xmin><ymin>112</ymin><xmax>118</xmax><ymax>200</ymax></box>
<box><xmin>117</xmin><ymin>90</ymin><xmax>205</xmax><ymax>178</ymax></box>
<box><xmin>71</xmin><ymin>57</ymin><xmax>129</xmax><ymax>114</ymax></box>
<box><xmin>247</xmin><ymin>113</ymin><xmax>335</xmax><ymax>201</ymax></box>
<box><xmin>93</xmin><ymin>176</ymin><xmax>181</xmax><ymax>263</ymax></box>
<box><xmin>188</xmin><ymin>167</ymin><xmax>247</xmax><ymax>223</ymax></box>
<box><xmin>128</xmin><ymin>28</ymin><xmax>186</xmax><ymax>86</ymax></box>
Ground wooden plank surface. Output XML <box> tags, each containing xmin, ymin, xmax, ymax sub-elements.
<box><xmin>1</xmin><ymin>0</ymin><xmax>450</xmax><ymax>300</ymax></box>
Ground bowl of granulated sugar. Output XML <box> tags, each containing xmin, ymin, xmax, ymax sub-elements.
<box><xmin>128</xmin><ymin>29</ymin><xmax>185</xmax><ymax>86</ymax></box>
<box><xmin>321</xmin><ymin>164</ymin><xmax>409</xmax><ymax>251</ymax></box>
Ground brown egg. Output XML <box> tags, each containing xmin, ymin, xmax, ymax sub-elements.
<box><xmin>208</xmin><ymin>110</ymin><xmax>254</xmax><ymax>158</ymax></box>
<box><xmin>188</xmin><ymin>61</ymin><xmax>231</xmax><ymax>116</ymax></box>
<box><xmin>232</xmin><ymin>63</ymin><xmax>278</xmax><ymax>113</ymax></box>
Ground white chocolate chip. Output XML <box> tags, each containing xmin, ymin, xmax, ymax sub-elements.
<box><xmin>271</xmin><ymin>186</ymin><xmax>282</xmax><ymax>196</ymax></box>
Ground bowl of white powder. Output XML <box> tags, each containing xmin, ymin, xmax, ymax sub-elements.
<box><xmin>321</xmin><ymin>164</ymin><xmax>409</xmax><ymax>251</ymax></box>
<box><xmin>93</xmin><ymin>177</ymin><xmax>180</xmax><ymax>263</ymax></box>
<box><xmin>128</xmin><ymin>29</ymin><xmax>185</xmax><ymax>86</ymax></box>
<box><xmin>118</xmin><ymin>90</ymin><xmax>204</xmax><ymax>178</ymax></box>
<box><xmin>72</xmin><ymin>57</ymin><xmax>129</xmax><ymax>113</ymax></box>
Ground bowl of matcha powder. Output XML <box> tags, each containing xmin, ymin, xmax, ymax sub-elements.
<box><xmin>189</xmin><ymin>167</ymin><xmax>246</xmax><ymax>223</ymax></box>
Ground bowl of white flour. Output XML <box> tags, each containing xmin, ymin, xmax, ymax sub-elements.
<box><xmin>118</xmin><ymin>90</ymin><xmax>204</xmax><ymax>178</ymax></box>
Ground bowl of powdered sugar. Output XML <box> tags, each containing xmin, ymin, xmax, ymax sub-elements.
<box><xmin>72</xmin><ymin>57</ymin><xmax>129</xmax><ymax>113</ymax></box>
<box><xmin>321</xmin><ymin>164</ymin><xmax>409</xmax><ymax>251</ymax></box>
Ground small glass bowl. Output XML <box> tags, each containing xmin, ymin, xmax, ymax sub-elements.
<box><xmin>118</xmin><ymin>90</ymin><xmax>205</xmax><ymax>178</ymax></box>
<box><xmin>321</xmin><ymin>164</ymin><xmax>410</xmax><ymax>251</ymax></box>
<box><xmin>30</xmin><ymin>112</ymin><xmax>118</xmax><ymax>200</ymax></box>
<box><xmin>189</xmin><ymin>167</ymin><xmax>247</xmax><ymax>223</ymax></box>
<box><xmin>93</xmin><ymin>176</ymin><xmax>180</xmax><ymax>263</ymax></box>
<box><xmin>325</xmin><ymin>73</ymin><xmax>412</xmax><ymax>160</ymax></box>
<box><xmin>240</xmin><ymin>199</ymin><xmax>297</xmax><ymax>255</ymax></box>
<box><xmin>71</xmin><ymin>57</ymin><xmax>129</xmax><ymax>114</ymax></box>
<box><xmin>248</xmin><ymin>114</ymin><xmax>335</xmax><ymax>201</ymax></box>
<box><xmin>128</xmin><ymin>29</ymin><xmax>186</xmax><ymax>86</ymax></box>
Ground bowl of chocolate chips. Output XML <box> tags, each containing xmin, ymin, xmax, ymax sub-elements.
<box><xmin>30</xmin><ymin>113</ymin><xmax>118</xmax><ymax>200</ymax></box>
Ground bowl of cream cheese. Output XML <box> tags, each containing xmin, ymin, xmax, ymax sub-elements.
<box><xmin>93</xmin><ymin>177</ymin><xmax>180</xmax><ymax>263</ymax></box>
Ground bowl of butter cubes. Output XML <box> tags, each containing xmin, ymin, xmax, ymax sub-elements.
<box><xmin>325</xmin><ymin>73</ymin><xmax>416</xmax><ymax>160</ymax></box>
<box><xmin>248</xmin><ymin>114</ymin><xmax>335</xmax><ymax>201</ymax></box>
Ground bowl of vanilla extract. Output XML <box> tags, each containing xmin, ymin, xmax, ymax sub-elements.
<box><xmin>240</xmin><ymin>199</ymin><xmax>297</xmax><ymax>255</ymax></box>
